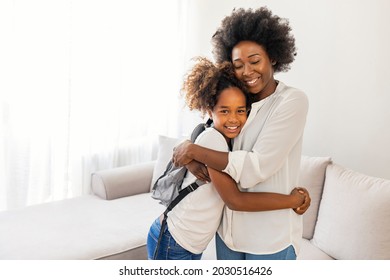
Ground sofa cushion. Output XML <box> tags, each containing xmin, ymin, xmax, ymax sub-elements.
<box><xmin>299</xmin><ymin>156</ymin><xmax>332</xmax><ymax>239</ymax></box>
<box><xmin>297</xmin><ymin>238</ymin><xmax>334</xmax><ymax>260</ymax></box>
<box><xmin>312</xmin><ymin>163</ymin><xmax>390</xmax><ymax>259</ymax></box>
<box><xmin>150</xmin><ymin>135</ymin><xmax>184</xmax><ymax>190</ymax></box>
<box><xmin>0</xmin><ymin>194</ymin><xmax>165</xmax><ymax>259</ymax></box>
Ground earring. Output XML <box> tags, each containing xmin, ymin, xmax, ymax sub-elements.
<box><xmin>271</xmin><ymin>61</ymin><xmax>276</xmax><ymax>66</ymax></box>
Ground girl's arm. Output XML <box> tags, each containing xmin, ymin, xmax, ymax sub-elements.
<box><xmin>207</xmin><ymin>166</ymin><xmax>305</xmax><ymax>212</ymax></box>
<box><xmin>184</xmin><ymin>151</ymin><xmax>311</xmax><ymax>213</ymax></box>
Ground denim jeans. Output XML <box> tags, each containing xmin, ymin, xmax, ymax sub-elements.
<box><xmin>146</xmin><ymin>217</ymin><xmax>203</xmax><ymax>260</ymax></box>
<box><xmin>215</xmin><ymin>233</ymin><xmax>296</xmax><ymax>260</ymax></box>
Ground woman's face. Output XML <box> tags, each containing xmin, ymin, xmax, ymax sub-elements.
<box><xmin>209</xmin><ymin>87</ymin><xmax>247</xmax><ymax>142</ymax></box>
<box><xmin>232</xmin><ymin>41</ymin><xmax>276</xmax><ymax>101</ymax></box>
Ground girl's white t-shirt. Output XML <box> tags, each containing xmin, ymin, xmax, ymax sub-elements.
<box><xmin>167</xmin><ymin>127</ymin><xmax>227</xmax><ymax>254</ymax></box>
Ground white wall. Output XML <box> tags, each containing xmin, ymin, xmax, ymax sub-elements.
<box><xmin>179</xmin><ymin>0</ymin><xmax>390</xmax><ymax>179</ymax></box>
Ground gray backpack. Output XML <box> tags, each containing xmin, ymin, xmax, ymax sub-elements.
<box><xmin>151</xmin><ymin>118</ymin><xmax>213</xmax><ymax>207</ymax></box>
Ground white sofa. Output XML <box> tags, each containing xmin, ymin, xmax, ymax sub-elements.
<box><xmin>1</xmin><ymin>135</ymin><xmax>389</xmax><ymax>260</ymax></box>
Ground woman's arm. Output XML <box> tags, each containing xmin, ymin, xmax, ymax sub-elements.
<box><xmin>173</xmin><ymin>91</ymin><xmax>309</xmax><ymax>188</ymax></box>
<box><xmin>207</xmin><ymin>166</ymin><xmax>305</xmax><ymax>212</ymax></box>
<box><xmin>173</xmin><ymin>140</ymin><xmax>228</xmax><ymax>171</ymax></box>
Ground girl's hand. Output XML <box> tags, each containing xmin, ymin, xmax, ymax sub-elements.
<box><xmin>290</xmin><ymin>188</ymin><xmax>305</xmax><ymax>208</ymax></box>
<box><xmin>292</xmin><ymin>187</ymin><xmax>311</xmax><ymax>215</ymax></box>
<box><xmin>172</xmin><ymin>140</ymin><xmax>193</xmax><ymax>167</ymax></box>
<box><xmin>185</xmin><ymin>161</ymin><xmax>210</xmax><ymax>183</ymax></box>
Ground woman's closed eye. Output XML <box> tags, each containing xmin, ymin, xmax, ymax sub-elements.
<box><xmin>233</xmin><ymin>63</ymin><xmax>243</xmax><ymax>70</ymax></box>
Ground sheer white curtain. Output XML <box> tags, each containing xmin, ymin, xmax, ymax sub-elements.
<box><xmin>0</xmin><ymin>0</ymin><xmax>182</xmax><ymax>211</ymax></box>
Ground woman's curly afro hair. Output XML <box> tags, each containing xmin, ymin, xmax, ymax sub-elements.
<box><xmin>212</xmin><ymin>7</ymin><xmax>297</xmax><ymax>73</ymax></box>
<box><xmin>182</xmin><ymin>57</ymin><xmax>249</xmax><ymax>117</ymax></box>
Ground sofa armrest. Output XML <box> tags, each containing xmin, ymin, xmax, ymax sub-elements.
<box><xmin>91</xmin><ymin>161</ymin><xmax>155</xmax><ymax>200</ymax></box>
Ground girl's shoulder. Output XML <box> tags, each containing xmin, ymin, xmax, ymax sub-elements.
<box><xmin>195</xmin><ymin>127</ymin><xmax>229</xmax><ymax>152</ymax></box>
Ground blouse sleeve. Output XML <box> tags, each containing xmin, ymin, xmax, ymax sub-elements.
<box><xmin>223</xmin><ymin>91</ymin><xmax>309</xmax><ymax>189</ymax></box>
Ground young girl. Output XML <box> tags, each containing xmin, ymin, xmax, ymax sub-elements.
<box><xmin>146</xmin><ymin>57</ymin><xmax>307</xmax><ymax>260</ymax></box>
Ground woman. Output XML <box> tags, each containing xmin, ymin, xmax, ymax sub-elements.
<box><xmin>172</xmin><ymin>7</ymin><xmax>310</xmax><ymax>260</ymax></box>
<box><xmin>147</xmin><ymin>57</ymin><xmax>308</xmax><ymax>260</ymax></box>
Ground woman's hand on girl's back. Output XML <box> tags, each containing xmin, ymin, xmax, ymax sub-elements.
<box><xmin>172</xmin><ymin>140</ymin><xmax>193</xmax><ymax>167</ymax></box>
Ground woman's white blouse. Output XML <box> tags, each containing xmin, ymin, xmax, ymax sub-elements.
<box><xmin>219</xmin><ymin>81</ymin><xmax>309</xmax><ymax>255</ymax></box>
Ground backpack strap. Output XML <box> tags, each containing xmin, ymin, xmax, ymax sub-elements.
<box><xmin>166</xmin><ymin>181</ymin><xmax>201</xmax><ymax>212</ymax></box>
<box><xmin>152</xmin><ymin>181</ymin><xmax>201</xmax><ymax>260</ymax></box>
<box><xmin>190</xmin><ymin>118</ymin><xmax>212</xmax><ymax>142</ymax></box>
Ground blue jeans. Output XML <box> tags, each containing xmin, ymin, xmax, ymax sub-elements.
<box><xmin>215</xmin><ymin>233</ymin><xmax>296</xmax><ymax>260</ymax></box>
<box><xmin>147</xmin><ymin>217</ymin><xmax>203</xmax><ymax>260</ymax></box>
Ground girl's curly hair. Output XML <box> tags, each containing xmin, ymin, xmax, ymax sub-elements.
<box><xmin>182</xmin><ymin>57</ymin><xmax>249</xmax><ymax>117</ymax></box>
<box><xmin>212</xmin><ymin>7</ymin><xmax>297</xmax><ymax>73</ymax></box>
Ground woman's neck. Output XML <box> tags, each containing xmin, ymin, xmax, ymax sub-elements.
<box><xmin>253</xmin><ymin>80</ymin><xmax>278</xmax><ymax>102</ymax></box>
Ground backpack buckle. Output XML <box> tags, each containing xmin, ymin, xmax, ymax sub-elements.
<box><xmin>188</xmin><ymin>182</ymin><xmax>199</xmax><ymax>192</ymax></box>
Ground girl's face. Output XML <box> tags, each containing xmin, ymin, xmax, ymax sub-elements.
<box><xmin>209</xmin><ymin>87</ymin><xmax>247</xmax><ymax>142</ymax></box>
<box><xmin>232</xmin><ymin>41</ymin><xmax>277</xmax><ymax>101</ymax></box>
